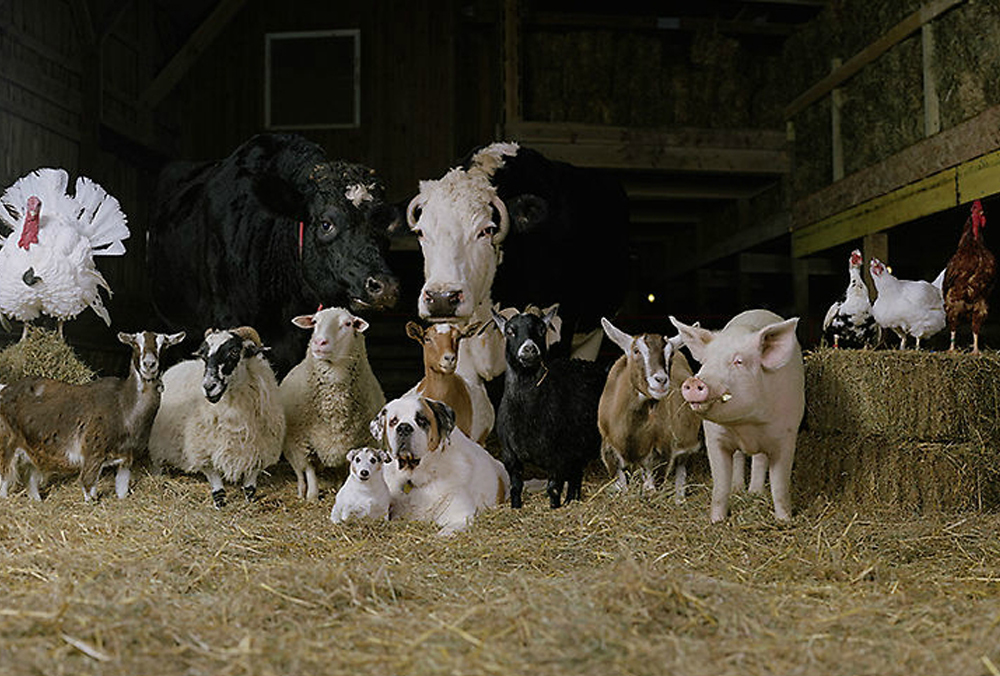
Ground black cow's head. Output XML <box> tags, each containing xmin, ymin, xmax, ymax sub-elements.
<box><xmin>254</xmin><ymin>159</ymin><xmax>400</xmax><ymax>313</ymax></box>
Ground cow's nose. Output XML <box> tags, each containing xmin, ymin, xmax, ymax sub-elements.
<box><xmin>423</xmin><ymin>289</ymin><xmax>464</xmax><ymax>317</ymax></box>
<box><xmin>365</xmin><ymin>275</ymin><xmax>399</xmax><ymax>308</ymax></box>
<box><xmin>681</xmin><ymin>376</ymin><xmax>709</xmax><ymax>404</ymax></box>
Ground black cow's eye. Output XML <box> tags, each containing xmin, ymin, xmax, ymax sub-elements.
<box><xmin>316</xmin><ymin>220</ymin><xmax>338</xmax><ymax>242</ymax></box>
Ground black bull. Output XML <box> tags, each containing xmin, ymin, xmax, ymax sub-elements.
<box><xmin>148</xmin><ymin>133</ymin><xmax>399</xmax><ymax>376</ymax></box>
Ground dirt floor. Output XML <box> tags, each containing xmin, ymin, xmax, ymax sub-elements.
<box><xmin>2</xmin><ymin>460</ymin><xmax>1000</xmax><ymax>676</ymax></box>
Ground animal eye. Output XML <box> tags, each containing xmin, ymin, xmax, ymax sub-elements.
<box><xmin>370</xmin><ymin>457</ymin><xmax>377</xmax><ymax>464</ymax></box>
<box><xmin>733</xmin><ymin>356</ymin><xmax>744</xmax><ymax>366</ymax></box>
<box><xmin>413</xmin><ymin>228</ymin><xmax>424</xmax><ymax>239</ymax></box>
<box><xmin>389</xmin><ymin>416</ymin><xmax>398</xmax><ymax>428</ymax></box>
<box><xmin>477</xmin><ymin>224</ymin><xmax>498</xmax><ymax>239</ymax></box>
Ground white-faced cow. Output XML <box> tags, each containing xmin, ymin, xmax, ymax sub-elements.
<box><xmin>406</xmin><ymin>142</ymin><xmax>630</xmax><ymax>380</ymax></box>
<box><xmin>149</xmin><ymin>133</ymin><xmax>400</xmax><ymax>376</ymax></box>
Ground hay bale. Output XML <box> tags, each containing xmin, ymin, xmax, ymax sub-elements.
<box><xmin>805</xmin><ymin>348</ymin><xmax>1000</xmax><ymax>442</ymax></box>
<box><xmin>794</xmin><ymin>430</ymin><xmax>1000</xmax><ymax>514</ymax></box>
<box><xmin>0</xmin><ymin>326</ymin><xmax>96</xmax><ymax>385</ymax></box>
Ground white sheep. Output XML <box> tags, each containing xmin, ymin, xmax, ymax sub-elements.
<box><xmin>279</xmin><ymin>307</ymin><xmax>386</xmax><ymax>501</ymax></box>
<box><xmin>148</xmin><ymin>326</ymin><xmax>285</xmax><ymax>508</ymax></box>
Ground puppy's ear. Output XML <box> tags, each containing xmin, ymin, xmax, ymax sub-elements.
<box><xmin>369</xmin><ymin>408</ymin><xmax>387</xmax><ymax>443</ymax></box>
<box><xmin>347</xmin><ymin>447</ymin><xmax>360</xmax><ymax>462</ymax></box>
<box><xmin>426</xmin><ymin>398</ymin><xmax>456</xmax><ymax>441</ymax></box>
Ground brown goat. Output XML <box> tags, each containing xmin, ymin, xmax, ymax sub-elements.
<box><xmin>598</xmin><ymin>318</ymin><xmax>702</xmax><ymax>502</ymax></box>
<box><xmin>0</xmin><ymin>331</ymin><xmax>185</xmax><ymax>501</ymax></box>
<box><xmin>406</xmin><ymin>321</ymin><xmax>486</xmax><ymax>443</ymax></box>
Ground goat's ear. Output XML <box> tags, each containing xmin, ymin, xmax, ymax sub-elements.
<box><xmin>601</xmin><ymin>317</ymin><xmax>632</xmax><ymax>354</ymax></box>
<box><xmin>491</xmin><ymin>309</ymin><xmax>507</xmax><ymax>333</ymax></box>
<box><xmin>542</xmin><ymin>303</ymin><xmax>560</xmax><ymax>330</ymax></box>
<box><xmin>117</xmin><ymin>331</ymin><xmax>136</xmax><ymax>348</ymax></box>
<box><xmin>459</xmin><ymin>322</ymin><xmax>482</xmax><ymax>339</ymax></box>
<box><xmin>163</xmin><ymin>331</ymin><xmax>186</xmax><ymax>348</ymax></box>
<box><xmin>291</xmin><ymin>314</ymin><xmax>315</xmax><ymax>330</ymax></box>
<box><xmin>405</xmin><ymin>321</ymin><xmax>425</xmax><ymax>343</ymax></box>
<box><xmin>426</xmin><ymin>398</ymin><xmax>456</xmax><ymax>440</ymax></box>
<box><xmin>369</xmin><ymin>408</ymin><xmax>387</xmax><ymax>443</ymax></box>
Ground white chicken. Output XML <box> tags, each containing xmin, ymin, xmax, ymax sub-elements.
<box><xmin>0</xmin><ymin>168</ymin><xmax>129</xmax><ymax>337</ymax></box>
<box><xmin>822</xmin><ymin>249</ymin><xmax>880</xmax><ymax>348</ymax></box>
<box><xmin>870</xmin><ymin>257</ymin><xmax>946</xmax><ymax>349</ymax></box>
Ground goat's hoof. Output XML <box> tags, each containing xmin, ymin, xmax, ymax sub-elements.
<box><xmin>243</xmin><ymin>485</ymin><xmax>257</xmax><ymax>502</ymax></box>
<box><xmin>211</xmin><ymin>488</ymin><xmax>226</xmax><ymax>509</ymax></box>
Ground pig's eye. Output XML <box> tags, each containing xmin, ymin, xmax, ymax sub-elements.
<box><xmin>733</xmin><ymin>356</ymin><xmax>744</xmax><ymax>366</ymax></box>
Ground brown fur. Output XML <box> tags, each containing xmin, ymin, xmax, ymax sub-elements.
<box><xmin>407</xmin><ymin>321</ymin><xmax>479</xmax><ymax>442</ymax></box>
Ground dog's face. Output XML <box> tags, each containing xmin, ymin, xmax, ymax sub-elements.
<box><xmin>370</xmin><ymin>394</ymin><xmax>456</xmax><ymax>470</ymax></box>
<box><xmin>346</xmin><ymin>447</ymin><xmax>390</xmax><ymax>482</ymax></box>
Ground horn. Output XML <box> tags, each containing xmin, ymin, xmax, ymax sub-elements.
<box><xmin>231</xmin><ymin>326</ymin><xmax>262</xmax><ymax>347</ymax></box>
<box><xmin>491</xmin><ymin>193</ymin><xmax>510</xmax><ymax>244</ymax></box>
<box><xmin>406</xmin><ymin>195</ymin><xmax>425</xmax><ymax>229</ymax></box>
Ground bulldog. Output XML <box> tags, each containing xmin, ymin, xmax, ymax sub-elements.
<box><xmin>370</xmin><ymin>393</ymin><xmax>510</xmax><ymax>535</ymax></box>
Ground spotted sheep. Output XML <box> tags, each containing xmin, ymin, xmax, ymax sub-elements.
<box><xmin>149</xmin><ymin>327</ymin><xmax>285</xmax><ymax>508</ymax></box>
<box><xmin>0</xmin><ymin>331</ymin><xmax>185</xmax><ymax>501</ymax></box>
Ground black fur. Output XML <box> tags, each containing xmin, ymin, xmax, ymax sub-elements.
<box><xmin>493</xmin><ymin>310</ymin><xmax>605</xmax><ymax>508</ymax></box>
<box><xmin>460</xmin><ymin>144</ymin><xmax>630</xmax><ymax>357</ymax></box>
<box><xmin>149</xmin><ymin>133</ymin><xmax>401</xmax><ymax>376</ymax></box>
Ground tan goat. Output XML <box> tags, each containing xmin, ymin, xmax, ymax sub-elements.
<box><xmin>598</xmin><ymin>318</ymin><xmax>702</xmax><ymax>502</ymax></box>
<box><xmin>406</xmin><ymin>321</ymin><xmax>491</xmax><ymax>444</ymax></box>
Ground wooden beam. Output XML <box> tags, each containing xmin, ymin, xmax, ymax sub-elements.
<box><xmin>527</xmin><ymin>12</ymin><xmax>797</xmax><ymax>37</ymax></box>
<box><xmin>792</xmin><ymin>168</ymin><xmax>957</xmax><ymax>257</ymax></box>
<box><xmin>670</xmin><ymin>212</ymin><xmax>791</xmax><ymax>277</ymax></box>
<box><xmin>794</xmin><ymin>102</ymin><xmax>1000</xmax><ymax>228</ymax></box>
<box><xmin>531</xmin><ymin>141</ymin><xmax>789</xmax><ymax>174</ymax></box>
<box><xmin>507</xmin><ymin>121</ymin><xmax>788</xmax><ymax>150</ymax></box>
<box><xmin>784</xmin><ymin>0</ymin><xmax>965</xmax><ymax>119</ymax></box>
<box><xmin>624</xmin><ymin>181</ymin><xmax>775</xmax><ymax>201</ymax></box>
<box><xmin>922</xmin><ymin>23</ymin><xmax>941</xmax><ymax>137</ymax></box>
<box><xmin>503</xmin><ymin>0</ymin><xmax>521</xmax><ymax>128</ymax></box>
<box><xmin>141</xmin><ymin>0</ymin><xmax>247</xmax><ymax>108</ymax></box>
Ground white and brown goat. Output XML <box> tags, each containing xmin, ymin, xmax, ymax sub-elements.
<box><xmin>0</xmin><ymin>331</ymin><xmax>185</xmax><ymax>501</ymax></box>
<box><xmin>406</xmin><ymin>320</ymin><xmax>493</xmax><ymax>444</ymax></box>
<box><xmin>598</xmin><ymin>318</ymin><xmax>702</xmax><ymax>501</ymax></box>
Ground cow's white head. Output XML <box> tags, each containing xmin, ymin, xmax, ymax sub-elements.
<box><xmin>407</xmin><ymin>168</ymin><xmax>510</xmax><ymax>321</ymax></box>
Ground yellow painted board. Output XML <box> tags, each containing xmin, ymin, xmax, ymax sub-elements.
<box><xmin>957</xmin><ymin>147</ymin><xmax>1000</xmax><ymax>203</ymax></box>
<box><xmin>792</xmin><ymin>168</ymin><xmax>956</xmax><ymax>257</ymax></box>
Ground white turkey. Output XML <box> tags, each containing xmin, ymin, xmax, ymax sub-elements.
<box><xmin>0</xmin><ymin>168</ymin><xmax>129</xmax><ymax>338</ymax></box>
<box><xmin>822</xmin><ymin>249</ymin><xmax>880</xmax><ymax>348</ymax></box>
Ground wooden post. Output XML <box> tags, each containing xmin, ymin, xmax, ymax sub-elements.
<box><xmin>922</xmin><ymin>23</ymin><xmax>941</xmax><ymax>137</ymax></box>
<box><xmin>863</xmin><ymin>232</ymin><xmax>888</xmax><ymax>299</ymax></box>
<box><xmin>503</xmin><ymin>0</ymin><xmax>521</xmax><ymax>132</ymax></box>
<box><xmin>831</xmin><ymin>58</ymin><xmax>844</xmax><ymax>182</ymax></box>
<box><xmin>793</xmin><ymin>257</ymin><xmax>810</xmax><ymax>334</ymax></box>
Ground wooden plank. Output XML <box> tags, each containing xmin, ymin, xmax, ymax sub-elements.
<box><xmin>794</xmin><ymin>103</ymin><xmax>1000</xmax><ymax>228</ymax></box>
<box><xmin>830</xmin><ymin>58</ymin><xmax>844</xmax><ymax>181</ymax></box>
<box><xmin>784</xmin><ymin>0</ymin><xmax>965</xmax><ymax>119</ymax></box>
<box><xmin>792</xmin><ymin>169</ymin><xmax>956</xmax><ymax>257</ymax></box>
<box><xmin>503</xmin><ymin>0</ymin><xmax>520</xmax><ymax>126</ymax></box>
<box><xmin>529</xmin><ymin>140</ymin><xmax>789</xmax><ymax>174</ymax></box>
<box><xmin>671</xmin><ymin>212</ymin><xmax>791</xmax><ymax>276</ymax></box>
<box><xmin>922</xmin><ymin>23</ymin><xmax>941</xmax><ymax>137</ymax></box>
<box><xmin>956</xmin><ymin>147</ymin><xmax>1000</xmax><ymax>203</ymax></box>
<box><xmin>507</xmin><ymin>120</ymin><xmax>788</xmax><ymax>150</ymax></box>
<box><xmin>140</xmin><ymin>0</ymin><xmax>247</xmax><ymax>108</ymax></box>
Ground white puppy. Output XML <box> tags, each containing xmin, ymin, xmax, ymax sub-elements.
<box><xmin>370</xmin><ymin>394</ymin><xmax>510</xmax><ymax>536</ymax></box>
<box><xmin>330</xmin><ymin>447</ymin><xmax>392</xmax><ymax>523</ymax></box>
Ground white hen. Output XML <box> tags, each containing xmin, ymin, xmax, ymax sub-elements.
<box><xmin>822</xmin><ymin>249</ymin><xmax>880</xmax><ymax>349</ymax></box>
<box><xmin>0</xmin><ymin>168</ymin><xmax>129</xmax><ymax>336</ymax></box>
<box><xmin>870</xmin><ymin>257</ymin><xmax>946</xmax><ymax>349</ymax></box>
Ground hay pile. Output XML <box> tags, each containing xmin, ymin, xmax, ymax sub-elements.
<box><xmin>0</xmin><ymin>326</ymin><xmax>96</xmax><ymax>384</ymax></box>
<box><xmin>2</xmin><ymin>469</ymin><xmax>1000</xmax><ymax>675</ymax></box>
<box><xmin>796</xmin><ymin>348</ymin><xmax>1000</xmax><ymax>513</ymax></box>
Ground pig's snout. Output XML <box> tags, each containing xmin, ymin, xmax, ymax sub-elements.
<box><xmin>681</xmin><ymin>376</ymin><xmax>710</xmax><ymax>404</ymax></box>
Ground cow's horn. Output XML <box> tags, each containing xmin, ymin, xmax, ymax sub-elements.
<box><xmin>406</xmin><ymin>195</ymin><xmax>425</xmax><ymax>229</ymax></box>
<box><xmin>491</xmin><ymin>194</ymin><xmax>510</xmax><ymax>243</ymax></box>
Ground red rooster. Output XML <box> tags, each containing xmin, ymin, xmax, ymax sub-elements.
<box><xmin>943</xmin><ymin>200</ymin><xmax>997</xmax><ymax>354</ymax></box>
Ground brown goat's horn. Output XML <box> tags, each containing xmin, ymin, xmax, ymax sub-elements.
<box><xmin>230</xmin><ymin>326</ymin><xmax>262</xmax><ymax>346</ymax></box>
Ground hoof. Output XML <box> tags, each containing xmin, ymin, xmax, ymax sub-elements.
<box><xmin>211</xmin><ymin>488</ymin><xmax>226</xmax><ymax>509</ymax></box>
<box><xmin>243</xmin><ymin>485</ymin><xmax>257</xmax><ymax>502</ymax></box>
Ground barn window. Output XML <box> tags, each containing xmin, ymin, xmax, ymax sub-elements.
<box><xmin>264</xmin><ymin>29</ymin><xmax>360</xmax><ymax>129</ymax></box>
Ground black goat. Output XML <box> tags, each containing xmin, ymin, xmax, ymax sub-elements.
<box><xmin>493</xmin><ymin>307</ymin><xmax>605</xmax><ymax>508</ymax></box>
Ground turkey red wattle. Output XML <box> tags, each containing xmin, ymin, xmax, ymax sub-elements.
<box><xmin>18</xmin><ymin>196</ymin><xmax>40</xmax><ymax>251</ymax></box>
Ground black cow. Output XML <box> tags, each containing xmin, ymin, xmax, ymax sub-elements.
<box><xmin>149</xmin><ymin>133</ymin><xmax>400</xmax><ymax>375</ymax></box>
<box><xmin>408</xmin><ymin>141</ymin><xmax>630</xmax><ymax>360</ymax></box>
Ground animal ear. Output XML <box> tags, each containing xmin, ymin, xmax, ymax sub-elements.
<box><xmin>542</xmin><ymin>304</ymin><xmax>560</xmax><ymax>330</ymax></box>
<box><xmin>669</xmin><ymin>316</ymin><xmax>713</xmax><ymax>364</ymax></box>
<box><xmin>601</xmin><ymin>317</ymin><xmax>632</xmax><ymax>353</ymax></box>
<box><xmin>369</xmin><ymin>408</ymin><xmax>386</xmax><ymax>443</ymax></box>
<box><xmin>252</xmin><ymin>174</ymin><xmax>307</xmax><ymax>219</ymax></box>
<box><xmin>426</xmin><ymin>398</ymin><xmax>456</xmax><ymax>441</ymax></box>
<box><xmin>347</xmin><ymin>447</ymin><xmax>360</xmax><ymax>462</ymax></box>
<box><xmin>117</xmin><ymin>332</ymin><xmax>136</xmax><ymax>347</ymax></box>
<box><xmin>459</xmin><ymin>322</ymin><xmax>482</xmax><ymax>339</ymax></box>
<box><xmin>405</xmin><ymin>321</ymin><xmax>425</xmax><ymax>343</ymax></box>
<box><xmin>491</xmin><ymin>309</ymin><xmax>507</xmax><ymax>332</ymax></box>
<box><xmin>165</xmin><ymin>331</ymin><xmax>186</xmax><ymax>347</ymax></box>
<box><xmin>507</xmin><ymin>194</ymin><xmax>548</xmax><ymax>234</ymax></box>
<box><xmin>291</xmin><ymin>314</ymin><xmax>316</xmax><ymax>330</ymax></box>
<box><xmin>351</xmin><ymin>317</ymin><xmax>369</xmax><ymax>333</ymax></box>
<box><xmin>758</xmin><ymin>318</ymin><xmax>800</xmax><ymax>371</ymax></box>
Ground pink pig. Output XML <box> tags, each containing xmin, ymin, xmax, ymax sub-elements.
<box><xmin>669</xmin><ymin>310</ymin><xmax>804</xmax><ymax>523</ymax></box>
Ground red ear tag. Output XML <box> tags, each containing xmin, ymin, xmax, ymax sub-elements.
<box><xmin>298</xmin><ymin>221</ymin><xmax>304</xmax><ymax>258</ymax></box>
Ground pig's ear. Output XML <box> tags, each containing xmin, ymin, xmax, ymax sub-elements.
<box><xmin>758</xmin><ymin>318</ymin><xmax>800</xmax><ymax>371</ymax></box>
<box><xmin>669</xmin><ymin>316</ymin><xmax>713</xmax><ymax>363</ymax></box>
<box><xmin>601</xmin><ymin>317</ymin><xmax>632</xmax><ymax>353</ymax></box>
